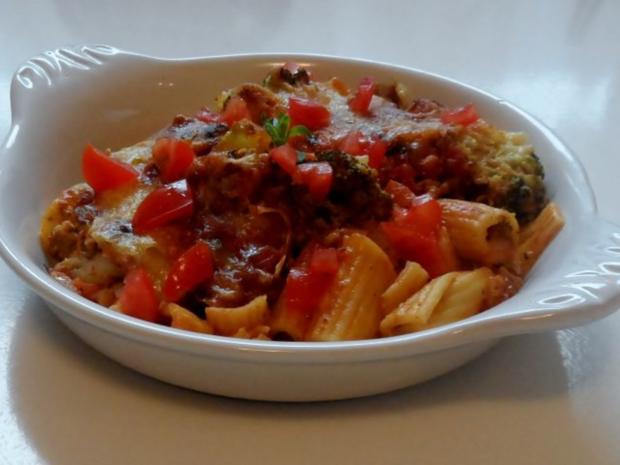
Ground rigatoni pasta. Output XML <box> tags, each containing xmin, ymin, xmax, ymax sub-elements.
<box><xmin>40</xmin><ymin>62</ymin><xmax>563</xmax><ymax>342</ymax></box>
<box><xmin>305</xmin><ymin>233</ymin><xmax>396</xmax><ymax>341</ymax></box>
<box><xmin>439</xmin><ymin>199</ymin><xmax>519</xmax><ymax>266</ymax></box>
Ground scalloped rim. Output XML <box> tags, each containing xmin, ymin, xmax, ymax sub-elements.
<box><xmin>1</xmin><ymin>46</ymin><xmax>619</xmax><ymax>363</ymax></box>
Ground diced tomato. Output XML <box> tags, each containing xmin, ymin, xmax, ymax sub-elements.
<box><xmin>152</xmin><ymin>138</ymin><xmax>195</xmax><ymax>183</ymax></box>
<box><xmin>221</xmin><ymin>96</ymin><xmax>251</xmax><ymax>126</ymax></box>
<box><xmin>270</xmin><ymin>144</ymin><xmax>298</xmax><ymax>176</ymax></box>
<box><xmin>295</xmin><ymin>162</ymin><xmax>333</xmax><ymax>201</ymax></box>
<box><xmin>381</xmin><ymin>222</ymin><xmax>444</xmax><ymax>277</ymax></box>
<box><xmin>288</xmin><ymin>96</ymin><xmax>331</xmax><ymax>130</ymax></box>
<box><xmin>367</xmin><ymin>138</ymin><xmax>387</xmax><ymax>169</ymax></box>
<box><xmin>381</xmin><ymin>195</ymin><xmax>444</xmax><ymax>276</ymax></box>
<box><xmin>385</xmin><ymin>180</ymin><xmax>415</xmax><ymax>208</ymax></box>
<box><xmin>348</xmin><ymin>77</ymin><xmax>376</xmax><ymax>114</ymax></box>
<box><xmin>82</xmin><ymin>144</ymin><xmax>138</xmax><ymax>192</ymax></box>
<box><xmin>195</xmin><ymin>107</ymin><xmax>222</xmax><ymax>124</ymax></box>
<box><xmin>119</xmin><ymin>267</ymin><xmax>160</xmax><ymax>322</ymax></box>
<box><xmin>284</xmin><ymin>245</ymin><xmax>340</xmax><ymax>315</ymax></box>
<box><xmin>132</xmin><ymin>181</ymin><xmax>194</xmax><ymax>234</ymax></box>
<box><xmin>284</xmin><ymin>268</ymin><xmax>320</xmax><ymax>315</ymax></box>
<box><xmin>163</xmin><ymin>241</ymin><xmax>214</xmax><ymax>302</ymax></box>
<box><xmin>440</xmin><ymin>103</ymin><xmax>479</xmax><ymax>126</ymax></box>
<box><xmin>338</xmin><ymin>131</ymin><xmax>387</xmax><ymax>169</ymax></box>
<box><xmin>339</xmin><ymin>131</ymin><xmax>368</xmax><ymax>156</ymax></box>
<box><xmin>309</xmin><ymin>247</ymin><xmax>340</xmax><ymax>275</ymax></box>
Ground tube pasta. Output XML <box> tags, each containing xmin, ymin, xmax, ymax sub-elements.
<box><xmin>206</xmin><ymin>295</ymin><xmax>269</xmax><ymax>336</ymax></box>
<box><xmin>305</xmin><ymin>233</ymin><xmax>396</xmax><ymax>341</ymax></box>
<box><xmin>165</xmin><ymin>303</ymin><xmax>213</xmax><ymax>334</ymax></box>
<box><xmin>381</xmin><ymin>261</ymin><xmax>429</xmax><ymax>316</ymax></box>
<box><xmin>421</xmin><ymin>268</ymin><xmax>492</xmax><ymax>330</ymax></box>
<box><xmin>511</xmin><ymin>202</ymin><xmax>564</xmax><ymax>276</ymax></box>
<box><xmin>380</xmin><ymin>268</ymin><xmax>492</xmax><ymax>336</ymax></box>
<box><xmin>379</xmin><ymin>272</ymin><xmax>457</xmax><ymax>336</ymax></box>
<box><xmin>439</xmin><ymin>199</ymin><xmax>519</xmax><ymax>266</ymax></box>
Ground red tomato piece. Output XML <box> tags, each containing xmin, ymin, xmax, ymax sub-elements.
<box><xmin>348</xmin><ymin>77</ymin><xmax>376</xmax><ymax>114</ymax></box>
<box><xmin>381</xmin><ymin>222</ymin><xmax>444</xmax><ymax>277</ymax></box>
<box><xmin>385</xmin><ymin>180</ymin><xmax>415</xmax><ymax>208</ymax></box>
<box><xmin>82</xmin><ymin>144</ymin><xmax>138</xmax><ymax>192</ymax></box>
<box><xmin>440</xmin><ymin>103</ymin><xmax>479</xmax><ymax>126</ymax></box>
<box><xmin>221</xmin><ymin>96</ymin><xmax>251</xmax><ymax>126</ymax></box>
<box><xmin>402</xmin><ymin>196</ymin><xmax>442</xmax><ymax>235</ymax></box>
<box><xmin>163</xmin><ymin>241</ymin><xmax>214</xmax><ymax>302</ymax></box>
<box><xmin>270</xmin><ymin>144</ymin><xmax>298</xmax><ymax>176</ymax></box>
<box><xmin>309</xmin><ymin>247</ymin><xmax>340</xmax><ymax>275</ymax></box>
<box><xmin>152</xmin><ymin>138</ymin><xmax>196</xmax><ymax>183</ymax></box>
<box><xmin>339</xmin><ymin>131</ymin><xmax>368</xmax><ymax>155</ymax></box>
<box><xmin>284</xmin><ymin>268</ymin><xmax>320</xmax><ymax>314</ymax></box>
<box><xmin>119</xmin><ymin>267</ymin><xmax>160</xmax><ymax>322</ymax></box>
<box><xmin>295</xmin><ymin>162</ymin><xmax>333</xmax><ymax>201</ymax></box>
<box><xmin>195</xmin><ymin>107</ymin><xmax>222</xmax><ymax>123</ymax></box>
<box><xmin>367</xmin><ymin>138</ymin><xmax>387</xmax><ymax>169</ymax></box>
<box><xmin>132</xmin><ymin>181</ymin><xmax>194</xmax><ymax>234</ymax></box>
<box><xmin>288</xmin><ymin>96</ymin><xmax>331</xmax><ymax>130</ymax></box>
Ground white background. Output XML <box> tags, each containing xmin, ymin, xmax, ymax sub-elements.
<box><xmin>1</xmin><ymin>1</ymin><xmax>619</xmax><ymax>463</ymax></box>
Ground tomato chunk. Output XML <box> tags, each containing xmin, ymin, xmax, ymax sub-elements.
<box><xmin>152</xmin><ymin>138</ymin><xmax>195</xmax><ymax>183</ymax></box>
<box><xmin>270</xmin><ymin>144</ymin><xmax>298</xmax><ymax>176</ymax></box>
<box><xmin>295</xmin><ymin>162</ymin><xmax>333</xmax><ymax>201</ymax></box>
<box><xmin>381</xmin><ymin>195</ymin><xmax>444</xmax><ymax>276</ymax></box>
<box><xmin>384</xmin><ymin>180</ymin><xmax>415</xmax><ymax>208</ymax></box>
<box><xmin>339</xmin><ymin>131</ymin><xmax>368</xmax><ymax>156</ymax></box>
<box><xmin>348</xmin><ymin>77</ymin><xmax>376</xmax><ymax>114</ymax></box>
<box><xmin>309</xmin><ymin>247</ymin><xmax>340</xmax><ymax>275</ymax></box>
<box><xmin>440</xmin><ymin>103</ymin><xmax>479</xmax><ymax>126</ymax></box>
<box><xmin>367</xmin><ymin>138</ymin><xmax>387</xmax><ymax>169</ymax></box>
<box><xmin>284</xmin><ymin>245</ymin><xmax>340</xmax><ymax>315</ymax></box>
<box><xmin>221</xmin><ymin>96</ymin><xmax>251</xmax><ymax>126</ymax></box>
<box><xmin>288</xmin><ymin>96</ymin><xmax>331</xmax><ymax>130</ymax></box>
<box><xmin>163</xmin><ymin>241</ymin><xmax>214</xmax><ymax>302</ymax></box>
<box><xmin>82</xmin><ymin>144</ymin><xmax>138</xmax><ymax>192</ymax></box>
<box><xmin>132</xmin><ymin>181</ymin><xmax>194</xmax><ymax>234</ymax></box>
<box><xmin>119</xmin><ymin>267</ymin><xmax>160</xmax><ymax>322</ymax></box>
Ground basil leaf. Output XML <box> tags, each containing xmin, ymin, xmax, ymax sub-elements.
<box><xmin>288</xmin><ymin>125</ymin><xmax>312</xmax><ymax>139</ymax></box>
<box><xmin>296</xmin><ymin>151</ymin><xmax>306</xmax><ymax>164</ymax></box>
<box><xmin>264</xmin><ymin>119</ymin><xmax>279</xmax><ymax>144</ymax></box>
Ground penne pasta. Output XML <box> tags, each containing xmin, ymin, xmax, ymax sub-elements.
<box><xmin>165</xmin><ymin>303</ymin><xmax>214</xmax><ymax>334</ymax></box>
<box><xmin>511</xmin><ymin>202</ymin><xmax>564</xmax><ymax>277</ymax></box>
<box><xmin>439</xmin><ymin>199</ymin><xmax>519</xmax><ymax>266</ymax></box>
<box><xmin>306</xmin><ymin>233</ymin><xmax>396</xmax><ymax>341</ymax></box>
<box><xmin>381</xmin><ymin>261</ymin><xmax>430</xmax><ymax>316</ymax></box>
<box><xmin>380</xmin><ymin>268</ymin><xmax>492</xmax><ymax>336</ymax></box>
<box><xmin>420</xmin><ymin>267</ymin><xmax>492</xmax><ymax>330</ymax></box>
<box><xmin>232</xmin><ymin>325</ymin><xmax>271</xmax><ymax>340</ymax></box>
<box><xmin>379</xmin><ymin>272</ymin><xmax>457</xmax><ymax>336</ymax></box>
<box><xmin>206</xmin><ymin>295</ymin><xmax>269</xmax><ymax>336</ymax></box>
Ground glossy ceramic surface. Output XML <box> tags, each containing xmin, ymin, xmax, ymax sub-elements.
<box><xmin>2</xmin><ymin>1</ymin><xmax>620</xmax><ymax>462</ymax></box>
<box><xmin>1</xmin><ymin>46</ymin><xmax>619</xmax><ymax>402</ymax></box>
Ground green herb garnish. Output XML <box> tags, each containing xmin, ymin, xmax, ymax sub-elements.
<box><xmin>264</xmin><ymin>113</ymin><xmax>312</xmax><ymax>146</ymax></box>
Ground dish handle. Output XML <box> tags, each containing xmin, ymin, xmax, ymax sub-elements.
<box><xmin>465</xmin><ymin>217</ymin><xmax>620</xmax><ymax>341</ymax></box>
<box><xmin>9</xmin><ymin>45</ymin><xmax>121</xmax><ymax>121</ymax></box>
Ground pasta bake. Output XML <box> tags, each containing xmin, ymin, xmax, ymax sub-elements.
<box><xmin>40</xmin><ymin>63</ymin><xmax>564</xmax><ymax>341</ymax></box>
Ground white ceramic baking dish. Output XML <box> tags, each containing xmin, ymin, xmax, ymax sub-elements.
<box><xmin>1</xmin><ymin>45</ymin><xmax>619</xmax><ymax>401</ymax></box>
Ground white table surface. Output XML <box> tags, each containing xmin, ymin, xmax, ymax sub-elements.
<box><xmin>1</xmin><ymin>1</ymin><xmax>619</xmax><ymax>464</ymax></box>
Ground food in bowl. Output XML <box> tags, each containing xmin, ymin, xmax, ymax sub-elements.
<box><xmin>39</xmin><ymin>62</ymin><xmax>564</xmax><ymax>342</ymax></box>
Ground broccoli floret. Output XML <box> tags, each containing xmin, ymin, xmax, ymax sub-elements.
<box><xmin>317</xmin><ymin>151</ymin><xmax>393</xmax><ymax>223</ymax></box>
<box><xmin>455</xmin><ymin>126</ymin><xmax>547</xmax><ymax>222</ymax></box>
